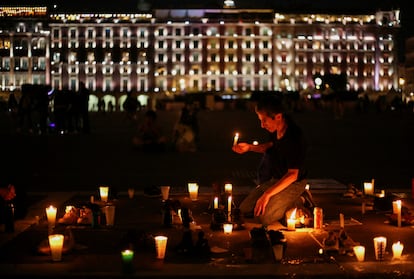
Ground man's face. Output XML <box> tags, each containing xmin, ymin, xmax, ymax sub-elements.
<box><xmin>256</xmin><ymin>110</ymin><xmax>281</xmax><ymax>133</ymax></box>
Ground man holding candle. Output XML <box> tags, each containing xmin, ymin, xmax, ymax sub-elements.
<box><xmin>232</xmin><ymin>94</ymin><xmax>313</xmax><ymax>226</ymax></box>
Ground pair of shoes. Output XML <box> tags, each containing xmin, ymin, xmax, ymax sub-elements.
<box><xmin>343</xmin><ymin>184</ymin><xmax>363</xmax><ymax>198</ymax></box>
<box><xmin>143</xmin><ymin>186</ymin><xmax>161</xmax><ymax>197</ymax></box>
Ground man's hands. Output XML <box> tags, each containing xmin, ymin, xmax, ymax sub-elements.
<box><xmin>254</xmin><ymin>191</ymin><xmax>271</xmax><ymax>216</ymax></box>
<box><xmin>232</xmin><ymin>142</ymin><xmax>250</xmax><ymax>154</ymax></box>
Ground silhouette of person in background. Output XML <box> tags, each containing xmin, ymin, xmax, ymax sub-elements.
<box><xmin>78</xmin><ymin>82</ymin><xmax>90</xmax><ymax>133</ymax></box>
<box><xmin>173</xmin><ymin>102</ymin><xmax>199</xmax><ymax>152</ymax></box>
<box><xmin>132</xmin><ymin>109</ymin><xmax>167</xmax><ymax>152</ymax></box>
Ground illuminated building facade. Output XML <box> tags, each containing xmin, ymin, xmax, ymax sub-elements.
<box><xmin>0</xmin><ymin>4</ymin><xmax>401</xmax><ymax>103</ymax></box>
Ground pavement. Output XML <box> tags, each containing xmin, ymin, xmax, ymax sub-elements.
<box><xmin>0</xmin><ymin>104</ymin><xmax>414</xmax><ymax>278</ymax></box>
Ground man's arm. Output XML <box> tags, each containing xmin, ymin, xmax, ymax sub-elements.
<box><xmin>254</xmin><ymin>168</ymin><xmax>299</xmax><ymax>216</ymax></box>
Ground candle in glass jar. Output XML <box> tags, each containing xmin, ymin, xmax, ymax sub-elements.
<box><xmin>223</xmin><ymin>223</ymin><xmax>233</xmax><ymax>234</ymax></box>
<box><xmin>46</xmin><ymin>205</ymin><xmax>57</xmax><ymax>228</ymax></box>
<box><xmin>287</xmin><ymin>218</ymin><xmax>296</xmax><ymax>231</ymax></box>
<box><xmin>353</xmin><ymin>245</ymin><xmax>365</xmax><ymax>262</ymax></box>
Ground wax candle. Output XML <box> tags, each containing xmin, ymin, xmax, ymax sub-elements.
<box><xmin>121</xmin><ymin>249</ymin><xmax>134</xmax><ymax>263</ymax></box>
<box><xmin>396</xmin><ymin>199</ymin><xmax>402</xmax><ymax>227</ymax></box>
<box><xmin>233</xmin><ymin>133</ymin><xmax>239</xmax><ymax>146</ymax></box>
<box><xmin>188</xmin><ymin>183</ymin><xmax>199</xmax><ymax>201</ymax></box>
<box><xmin>224</xmin><ymin>183</ymin><xmax>232</xmax><ymax>194</ymax></box>
<box><xmin>287</xmin><ymin>218</ymin><xmax>296</xmax><ymax>231</ymax></box>
<box><xmin>392</xmin><ymin>241</ymin><xmax>404</xmax><ymax>259</ymax></box>
<box><xmin>287</xmin><ymin>208</ymin><xmax>297</xmax><ymax>231</ymax></box>
<box><xmin>363</xmin><ymin>182</ymin><xmax>374</xmax><ymax>196</ymax></box>
<box><xmin>353</xmin><ymin>245</ymin><xmax>365</xmax><ymax>262</ymax></box>
<box><xmin>46</xmin><ymin>205</ymin><xmax>57</xmax><ymax>228</ymax></box>
<box><xmin>48</xmin><ymin>234</ymin><xmax>64</xmax><ymax>261</ymax></box>
<box><xmin>99</xmin><ymin>186</ymin><xmax>109</xmax><ymax>202</ymax></box>
<box><xmin>223</xmin><ymin>223</ymin><xmax>233</xmax><ymax>234</ymax></box>
<box><xmin>214</xmin><ymin>197</ymin><xmax>218</xmax><ymax>209</ymax></box>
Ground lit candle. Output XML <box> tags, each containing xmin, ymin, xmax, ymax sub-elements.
<box><xmin>227</xmin><ymin>195</ymin><xmax>232</xmax><ymax>214</ymax></box>
<box><xmin>233</xmin><ymin>132</ymin><xmax>239</xmax><ymax>146</ymax></box>
<box><xmin>46</xmin><ymin>205</ymin><xmax>57</xmax><ymax>228</ymax></box>
<box><xmin>224</xmin><ymin>183</ymin><xmax>233</xmax><ymax>194</ymax></box>
<box><xmin>363</xmin><ymin>182</ymin><xmax>374</xmax><ymax>196</ymax></box>
<box><xmin>223</xmin><ymin>223</ymin><xmax>233</xmax><ymax>234</ymax></box>
<box><xmin>48</xmin><ymin>234</ymin><xmax>64</xmax><ymax>261</ymax></box>
<box><xmin>353</xmin><ymin>245</ymin><xmax>365</xmax><ymax>262</ymax></box>
<box><xmin>121</xmin><ymin>249</ymin><xmax>134</xmax><ymax>263</ymax></box>
<box><xmin>188</xmin><ymin>182</ymin><xmax>199</xmax><ymax>201</ymax></box>
<box><xmin>392</xmin><ymin>241</ymin><xmax>404</xmax><ymax>259</ymax></box>
<box><xmin>252</xmin><ymin>140</ymin><xmax>258</xmax><ymax>145</ymax></box>
<box><xmin>305</xmin><ymin>183</ymin><xmax>310</xmax><ymax>191</ymax></box>
<box><xmin>287</xmin><ymin>208</ymin><xmax>297</xmax><ymax>231</ymax></box>
<box><xmin>99</xmin><ymin>186</ymin><xmax>109</xmax><ymax>202</ymax></box>
<box><xmin>287</xmin><ymin>219</ymin><xmax>296</xmax><ymax>231</ymax></box>
<box><xmin>121</xmin><ymin>249</ymin><xmax>134</xmax><ymax>274</ymax></box>
<box><xmin>396</xmin><ymin>199</ymin><xmax>402</xmax><ymax>227</ymax></box>
<box><xmin>214</xmin><ymin>197</ymin><xmax>218</xmax><ymax>209</ymax></box>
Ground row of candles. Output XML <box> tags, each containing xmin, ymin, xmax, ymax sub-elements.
<box><xmin>353</xmin><ymin>237</ymin><xmax>404</xmax><ymax>262</ymax></box>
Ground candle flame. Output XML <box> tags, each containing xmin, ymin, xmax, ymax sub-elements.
<box><xmin>289</xmin><ymin>208</ymin><xmax>297</xmax><ymax>220</ymax></box>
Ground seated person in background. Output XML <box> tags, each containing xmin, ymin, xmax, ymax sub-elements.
<box><xmin>132</xmin><ymin>109</ymin><xmax>167</xmax><ymax>152</ymax></box>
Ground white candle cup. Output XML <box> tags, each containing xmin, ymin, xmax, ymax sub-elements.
<box><xmin>353</xmin><ymin>245</ymin><xmax>365</xmax><ymax>262</ymax></box>
<box><xmin>105</xmin><ymin>205</ymin><xmax>116</xmax><ymax>226</ymax></box>
<box><xmin>46</xmin><ymin>205</ymin><xmax>57</xmax><ymax>229</ymax></box>
<box><xmin>224</xmin><ymin>183</ymin><xmax>233</xmax><ymax>194</ymax></box>
<box><xmin>99</xmin><ymin>186</ymin><xmax>109</xmax><ymax>202</ymax></box>
<box><xmin>128</xmin><ymin>188</ymin><xmax>135</xmax><ymax>199</ymax></box>
<box><xmin>363</xmin><ymin>182</ymin><xmax>374</xmax><ymax>196</ymax></box>
<box><xmin>223</xmin><ymin>223</ymin><xmax>233</xmax><ymax>234</ymax></box>
<box><xmin>373</xmin><ymin>236</ymin><xmax>387</xmax><ymax>261</ymax></box>
<box><xmin>213</xmin><ymin>197</ymin><xmax>219</xmax><ymax>209</ymax></box>
<box><xmin>154</xmin><ymin>236</ymin><xmax>168</xmax><ymax>260</ymax></box>
<box><xmin>160</xmin><ymin>186</ymin><xmax>170</xmax><ymax>201</ymax></box>
<box><xmin>48</xmin><ymin>234</ymin><xmax>64</xmax><ymax>261</ymax></box>
<box><xmin>188</xmin><ymin>183</ymin><xmax>199</xmax><ymax>201</ymax></box>
<box><xmin>392</xmin><ymin>241</ymin><xmax>404</xmax><ymax>259</ymax></box>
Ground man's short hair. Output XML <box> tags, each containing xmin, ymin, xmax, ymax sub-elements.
<box><xmin>255</xmin><ymin>94</ymin><xmax>285</xmax><ymax>117</ymax></box>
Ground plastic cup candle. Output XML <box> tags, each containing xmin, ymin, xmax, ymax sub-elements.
<box><xmin>160</xmin><ymin>186</ymin><xmax>170</xmax><ymax>201</ymax></box>
<box><xmin>353</xmin><ymin>245</ymin><xmax>365</xmax><ymax>262</ymax></box>
<box><xmin>46</xmin><ymin>205</ymin><xmax>57</xmax><ymax>229</ymax></box>
<box><xmin>223</xmin><ymin>223</ymin><xmax>233</xmax><ymax>234</ymax></box>
<box><xmin>48</xmin><ymin>234</ymin><xmax>64</xmax><ymax>261</ymax></box>
<box><xmin>392</xmin><ymin>241</ymin><xmax>404</xmax><ymax>259</ymax></box>
<box><xmin>121</xmin><ymin>249</ymin><xmax>134</xmax><ymax>274</ymax></box>
<box><xmin>373</xmin><ymin>236</ymin><xmax>387</xmax><ymax>261</ymax></box>
<box><xmin>188</xmin><ymin>183</ymin><xmax>199</xmax><ymax>201</ymax></box>
<box><xmin>121</xmin><ymin>249</ymin><xmax>134</xmax><ymax>263</ymax></box>
<box><xmin>233</xmin><ymin>132</ymin><xmax>239</xmax><ymax>146</ymax></box>
<box><xmin>224</xmin><ymin>183</ymin><xmax>232</xmax><ymax>194</ymax></box>
<box><xmin>99</xmin><ymin>186</ymin><xmax>109</xmax><ymax>202</ymax></box>
<box><xmin>154</xmin><ymin>236</ymin><xmax>168</xmax><ymax>259</ymax></box>
<box><xmin>364</xmin><ymin>182</ymin><xmax>374</xmax><ymax>196</ymax></box>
